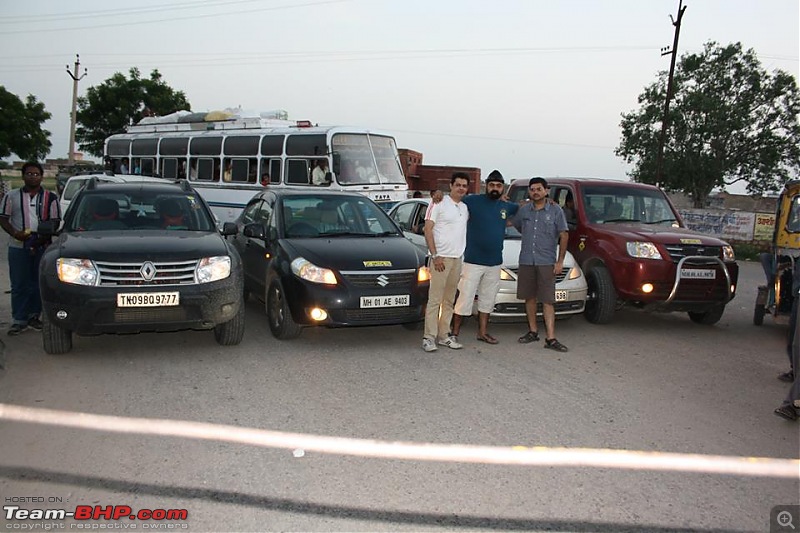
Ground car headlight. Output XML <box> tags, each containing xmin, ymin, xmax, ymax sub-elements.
<box><xmin>196</xmin><ymin>256</ymin><xmax>231</xmax><ymax>283</ymax></box>
<box><xmin>499</xmin><ymin>267</ymin><xmax>516</xmax><ymax>281</ymax></box>
<box><xmin>722</xmin><ymin>245</ymin><xmax>735</xmax><ymax>262</ymax></box>
<box><xmin>567</xmin><ymin>266</ymin><xmax>582</xmax><ymax>280</ymax></box>
<box><xmin>57</xmin><ymin>258</ymin><xmax>99</xmax><ymax>286</ymax></box>
<box><xmin>626</xmin><ymin>241</ymin><xmax>663</xmax><ymax>260</ymax></box>
<box><xmin>291</xmin><ymin>257</ymin><xmax>337</xmax><ymax>285</ymax></box>
<box><xmin>417</xmin><ymin>265</ymin><xmax>431</xmax><ymax>282</ymax></box>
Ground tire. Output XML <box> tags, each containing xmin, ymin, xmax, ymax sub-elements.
<box><xmin>42</xmin><ymin>312</ymin><xmax>72</xmax><ymax>355</ymax></box>
<box><xmin>753</xmin><ymin>303</ymin><xmax>765</xmax><ymax>326</ymax></box>
<box><xmin>213</xmin><ymin>299</ymin><xmax>246</xmax><ymax>345</ymax></box>
<box><xmin>267</xmin><ymin>280</ymin><xmax>302</xmax><ymax>339</ymax></box>
<box><xmin>689</xmin><ymin>304</ymin><xmax>725</xmax><ymax>325</ymax></box>
<box><xmin>584</xmin><ymin>266</ymin><xmax>616</xmax><ymax>324</ymax></box>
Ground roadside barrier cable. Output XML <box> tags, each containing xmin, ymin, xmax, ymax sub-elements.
<box><xmin>1</xmin><ymin>403</ymin><xmax>797</xmax><ymax>479</ymax></box>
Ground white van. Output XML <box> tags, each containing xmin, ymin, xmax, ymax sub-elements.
<box><xmin>59</xmin><ymin>174</ymin><xmax>168</xmax><ymax>216</ymax></box>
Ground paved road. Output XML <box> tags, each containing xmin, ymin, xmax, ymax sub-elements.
<box><xmin>0</xmin><ymin>254</ymin><xmax>797</xmax><ymax>532</ymax></box>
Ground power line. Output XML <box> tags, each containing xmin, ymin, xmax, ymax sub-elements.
<box><xmin>0</xmin><ymin>0</ymin><xmax>348</xmax><ymax>35</ymax></box>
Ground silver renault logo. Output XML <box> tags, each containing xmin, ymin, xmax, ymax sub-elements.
<box><xmin>376</xmin><ymin>275</ymin><xmax>389</xmax><ymax>287</ymax></box>
<box><xmin>140</xmin><ymin>262</ymin><xmax>157</xmax><ymax>281</ymax></box>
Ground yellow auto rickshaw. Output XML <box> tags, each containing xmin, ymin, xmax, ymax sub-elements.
<box><xmin>754</xmin><ymin>180</ymin><xmax>800</xmax><ymax>325</ymax></box>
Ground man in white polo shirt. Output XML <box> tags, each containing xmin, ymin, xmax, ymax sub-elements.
<box><xmin>421</xmin><ymin>172</ymin><xmax>470</xmax><ymax>352</ymax></box>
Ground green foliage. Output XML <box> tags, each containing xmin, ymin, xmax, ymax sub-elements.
<box><xmin>0</xmin><ymin>86</ymin><xmax>52</xmax><ymax>160</ymax></box>
<box><xmin>731</xmin><ymin>241</ymin><xmax>769</xmax><ymax>261</ymax></box>
<box><xmin>617</xmin><ymin>41</ymin><xmax>800</xmax><ymax>208</ymax></box>
<box><xmin>76</xmin><ymin>68</ymin><xmax>190</xmax><ymax>157</ymax></box>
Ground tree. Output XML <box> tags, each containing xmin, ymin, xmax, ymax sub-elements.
<box><xmin>75</xmin><ymin>68</ymin><xmax>190</xmax><ymax>157</ymax></box>
<box><xmin>616</xmin><ymin>41</ymin><xmax>800</xmax><ymax>207</ymax></box>
<box><xmin>0</xmin><ymin>86</ymin><xmax>52</xmax><ymax>161</ymax></box>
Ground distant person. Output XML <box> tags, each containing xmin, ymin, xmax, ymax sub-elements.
<box><xmin>421</xmin><ymin>172</ymin><xmax>470</xmax><ymax>352</ymax></box>
<box><xmin>223</xmin><ymin>161</ymin><xmax>232</xmax><ymax>182</ymax></box>
<box><xmin>312</xmin><ymin>159</ymin><xmax>329</xmax><ymax>186</ymax></box>
<box><xmin>512</xmin><ymin>177</ymin><xmax>569</xmax><ymax>352</ymax></box>
<box><xmin>261</xmin><ymin>173</ymin><xmax>270</xmax><ymax>187</ymax></box>
<box><xmin>774</xmin><ymin>313</ymin><xmax>800</xmax><ymax>421</ymax></box>
<box><xmin>119</xmin><ymin>158</ymin><xmax>129</xmax><ymax>174</ymax></box>
<box><xmin>0</xmin><ymin>162</ymin><xmax>61</xmax><ymax>335</ymax></box>
<box><xmin>413</xmin><ymin>191</ymin><xmax>423</xmax><ymax>199</ymax></box>
<box><xmin>563</xmin><ymin>192</ymin><xmax>576</xmax><ymax>222</ymax></box>
<box><xmin>189</xmin><ymin>160</ymin><xmax>198</xmax><ymax>180</ymax></box>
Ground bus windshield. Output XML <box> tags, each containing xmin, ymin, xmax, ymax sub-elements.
<box><xmin>333</xmin><ymin>134</ymin><xmax>406</xmax><ymax>186</ymax></box>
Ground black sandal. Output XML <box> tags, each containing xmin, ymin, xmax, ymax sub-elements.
<box><xmin>544</xmin><ymin>338</ymin><xmax>569</xmax><ymax>352</ymax></box>
<box><xmin>774</xmin><ymin>404</ymin><xmax>798</xmax><ymax>421</ymax></box>
<box><xmin>518</xmin><ymin>331</ymin><xmax>539</xmax><ymax>344</ymax></box>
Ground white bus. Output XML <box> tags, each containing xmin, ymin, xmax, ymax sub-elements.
<box><xmin>104</xmin><ymin>114</ymin><xmax>409</xmax><ymax>223</ymax></box>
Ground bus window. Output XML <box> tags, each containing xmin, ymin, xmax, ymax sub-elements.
<box><xmin>161</xmin><ymin>158</ymin><xmax>179</xmax><ymax>180</ymax></box>
<box><xmin>224</xmin><ymin>136</ymin><xmax>259</xmax><ymax>156</ymax></box>
<box><xmin>268</xmin><ymin>159</ymin><xmax>281</xmax><ymax>184</ymax></box>
<box><xmin>225</xmin><ymin>158</ymin><xmax>253</xmax><ymax>183</ymax></box>
<box><xmin>261</xmin><ymin>135</ymin><xmax>284</xmax><ymax>156</ymax></box>
<box><xmin>287</xmin><ymin>159</ymin><xmax>311</xmax><ymax>185</ymax></box>
<box><xmin>286</xmin><ymin>134</ymin><xmax>326</xmax><ymax>156</ymax></box>
<box><xmin>140</xmin><ymin>158</ymin><xmax>155</xmax><ymax>176</ymax></box>
<box><xmin>107</xmin><ymin>139</ymin><xmax>131</xmax><ymax>157</ymax></box>
<box><xmin>193</xmin><ymin>158</ymin><xmax>216</xmax><ymax>181</ymax></box>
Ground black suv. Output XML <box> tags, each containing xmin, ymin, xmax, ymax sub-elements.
<box><xmin>38</xmin><ymin>179</ymin><xmax>245</xmax><ymax>354</ymax></box>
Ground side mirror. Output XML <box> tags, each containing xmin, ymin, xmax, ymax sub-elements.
<box><xmin>220</xmin><ymin>222</ymin><xmax>238</xmax><ymax>236</ymax></box>
<box><xmin>332</xmin><ymin>152</ymin><xmax>341</xmax><ymax>175</ymax></box>
<box><xmin>243</xmin><ymin>223</ymin><xmax>266</xmax><ymax>240</ymax></box>
<box><xmin>38</xmin><ymin>219</ymin><xmax>61</xmax><ymax>236</ymax></box>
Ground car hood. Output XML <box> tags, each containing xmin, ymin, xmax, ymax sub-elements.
<box><xmin>55</xmin><ymin>231</ymin><xmax>230</xmax><ymax>261</ymax></box>
<box><xmin>501</xmin><ymin>239</ymin><xmax>574</xmax><ymax>269</ymax></box>
<box><xmin>595</xmin><ymin>223</ymin><xmax>731</xmax><ymax>246</ymax></box>
<box><xmin>283</xmin><ymin>236</ymin><xmax>424</xmax><ymax>271</ymax></box>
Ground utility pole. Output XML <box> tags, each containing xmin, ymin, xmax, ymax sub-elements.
<box><xmin>65</xmin><ymin>54</ymin><xmax>87</xmax><ymax>164</ymax></box>
<box><xmin>654</xmin><ymin>0</ymin><xmax>687</xmax><ymax>187</ymax></box>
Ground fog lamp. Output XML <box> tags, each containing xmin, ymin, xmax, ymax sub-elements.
<box><xmin>309</xmin><ymin>308</ymin><xmax>328</xmax><ymax>321</ymax></box>
<box><xmin>641</xmin><ymin>283</ymin><xmax>654</xmax><ymax>294</ymax></box>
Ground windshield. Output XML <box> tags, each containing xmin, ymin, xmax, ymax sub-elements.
<box><xmin>581</xmin><ymin>185</ymin><xmax>679</xmax><ymax>226</ymax></box>
<box><xmin>332</xmin><ymin>134</ymin><xmax>406</xmax><ymax>186</ymax></box>
<box><xmin>63</xmin><ymin>178</ymin><xmax>91</xmax><ymax>201</ymax></box>
<box><xmin>67</xmin><ymin>191</ymin><xmax>216</xmax><ymax>232</ymax></box>
<box><xmin>280</xmin><ymin>195</ymin><xmax>401</xmax><ymax>238</ymax></box>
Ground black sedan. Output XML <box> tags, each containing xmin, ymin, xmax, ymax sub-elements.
<box><xmin>230</xmin><ymin>189</ymin><xmax>430</xmax><ymax>339</ymax></box>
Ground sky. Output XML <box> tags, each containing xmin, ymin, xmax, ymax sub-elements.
<box><xmin>1</xmin><ymin>0</ymin><xmax>798</xmax><ymax>192</ymax></box>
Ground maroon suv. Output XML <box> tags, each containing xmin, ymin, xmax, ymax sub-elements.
<box><xmin>508</xmin><ymin>178</ymin><xmax>739</xmax><ymax>325</ymax></box>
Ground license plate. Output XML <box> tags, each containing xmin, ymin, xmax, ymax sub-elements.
<box><xmin>555</xmin><ymin>290</ymin><xmax>568</xmax><ymax>302</ymax></box>
<box><xmin>117</xmin><ymin>292</ymin><xmax>180</xmax><ymax>307</ymax></box>
<box><xmin>680</xmin><ymin>269</ymin><xmax>716</xmax><ymax>280</ymax></box>
<box><xmin>360</xmin><ymin>294</ymin><xmax>409</xmax><ymax>308</ymax></box>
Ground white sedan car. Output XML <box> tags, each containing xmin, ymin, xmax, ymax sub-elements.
<box><xmin>388</xmin><ymin>198</ymin><xmax>587</xmax><ymax>320</ymax></box>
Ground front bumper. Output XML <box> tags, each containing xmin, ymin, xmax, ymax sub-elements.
<box><xmin>41</xmin><ymin>277</ymin><xmax>243</xmax><ymax>335</ymax></box>
<box><xmin>490</xmin><ymin>278</ymin><xmax>587</xmax><ymax>321</ymax></box>
<box><xmin>283</xmin><ymin>272</ymin><xmax>428</xmax><ymax>327</ymax></box>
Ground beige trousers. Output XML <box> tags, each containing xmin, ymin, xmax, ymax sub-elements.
<box><xmin>424</xmin><ymin>257</ymin><xmax>463</xmax><ymax>341</ymax></box>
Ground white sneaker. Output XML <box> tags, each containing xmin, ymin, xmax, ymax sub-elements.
<box><xmin>422</xmin><ymin>338</ymin><xmax>438</xmax><ymax>352</ymax></box>
<box><xmin>438</xmin><ymin>335</ymin><xmax>463</xmax><ymax>349</ymax></box>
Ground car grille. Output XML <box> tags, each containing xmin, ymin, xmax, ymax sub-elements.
<box><xmin>509</xmin><ymin>268</ymin><xmax>568</xmax><ymax>283</ymax></box>
<box><xmin>96</xmin><ymin>260</ymin><xmax>198</xmax><ymax>286</ymax></box>
<box><xmin>664</xmin><ymin>245</ymin><xmax>722</xmax><ymax>264</ymax></box>
<box><xmin>340</xmin><ymin>270</ymin><xmax>417</xmax><ymax>288</ymax></box>
<box><xmin>111</xmin><ymin>307</ymin><xmax>191</xmax><ymax>323</ymax></box>
<box><xmin>342</xmin><ymin>307</ymin><xmax>421</xmax><ymax>323</ymax></box>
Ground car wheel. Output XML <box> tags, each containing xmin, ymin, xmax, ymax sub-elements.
<box><xmin>267</xmin><ymin>280</ymin><xmax>302</xmax><ymax>340</ymax></box>
<box><xmin>689</xmin><ymin>304</ymin><xmax>725</xmax><ymax>325</ymax></box>
<box><xmin>584</xmin><ymin>266</ymin><xmax>616</xmax><ymax>324</ymax></box>
<box><xmin>42</xmin><ymin>313</ymin><xmax>72</xmax><ymax>355</ymax></box>
<box><xmin>213</xmin><ymin>299</ymin><xmax>246</xmax><ymax>345</ymax></box>
<box><xmin>753</xmin><ymin>303</ymin><xmax>765</xmax><ymax>326</ymax></box>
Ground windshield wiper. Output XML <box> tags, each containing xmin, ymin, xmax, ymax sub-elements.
<box><xmin>603</xmin><ymin>218</ymin><xmax>641</xmax><ymax>223</ymax></box>
<box><xmin>644</xmin><ymin>219</ymin><xmax>677</xmax><ymax>225</ymax></box>
<box><xmin>318</xmin><ymin>230</ymin><xmax>398</xmax><ymax>238</ymax></box>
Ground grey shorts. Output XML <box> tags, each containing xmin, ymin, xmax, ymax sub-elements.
<box><xmin>516</xmin><ymin>264</ymin><xmax>556</xmax><ymax>303</ymax></box>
